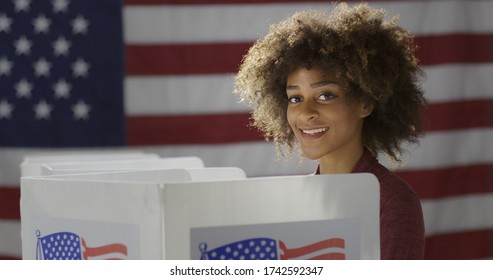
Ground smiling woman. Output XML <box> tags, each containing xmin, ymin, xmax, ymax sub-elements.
<box><xmin>286</xmin><ymin>67</ymin><xmax>372</xmax><ymax>174</ymax></box>
<box><xmin>234</xmin><ymin>3</ymin><xmax>427</xmax><ymax>259</ymax></box>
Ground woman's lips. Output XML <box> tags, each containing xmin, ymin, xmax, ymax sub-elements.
<box><xmin>299</xmin><ymin>127</ymin><xmax>328</xmax><ymax>139</ymax></box>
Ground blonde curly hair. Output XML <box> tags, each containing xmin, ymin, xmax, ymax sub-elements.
<box><xmin>234</xmin><ymin>2</ymin><xmax>426</xmax><ymax>161</ymax></box>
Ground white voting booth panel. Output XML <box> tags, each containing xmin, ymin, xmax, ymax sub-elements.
<box><xmin>21</xmin><ymin>151</ymin><xmax>160</xmax><ymax>177</ymax></box>
<box><xmin>21</xmin><ymin>168</ymin><xmax>247</xmax><ymax>260</ymax></box>
<box><xmin>167</xmin><ymin>174</ymin><xmax>380</xmax><ymax>260</ymax></box>
<box><xmin>41</xmin><ymin>157</ymin><xmax>204</xmax><ymax>175</ymax></box>
<box><xmin>21</xmin><ymin>172</ymin><xmax>379</xmax><ymax>260</ymax></box>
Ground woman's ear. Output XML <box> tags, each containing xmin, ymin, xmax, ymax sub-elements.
<box><xmin>359</xmin><ymin>101</ymin><xmax>374</xmax><ymax>118</ymax></box>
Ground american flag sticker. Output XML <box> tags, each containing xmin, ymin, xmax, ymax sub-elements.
<box><xmin>200</xmin><ymin>237</ymin><xmax>345</xmax><ymax>260</ymax></box>
<box><xmin>28</xmin><ymin>216</ymin><xmax>140</xmax><ymax>260</ymax></box>
<box><xmin>191</xmin><ymin>218</ymin><xmax>361</xmax><ymax>260</ymax></box>
<box><xmin>35</xmin><ymin>230</ymin><xmax>128</xmax><ymax>260</ymax></box>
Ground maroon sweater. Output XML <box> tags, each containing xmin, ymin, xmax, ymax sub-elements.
<box><xmin>316</xmin><ymin>149</ymin><xmax>425</xmax><ymax>259</ymax></box>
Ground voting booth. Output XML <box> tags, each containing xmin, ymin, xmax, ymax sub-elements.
<box><xmin>20</xmin><ymin>169</ymin><xmax>380</xmax><ymax>260</ymax></box>
<box><xmin>21</xmin><ymin>167</ymin><xmax>247</xmax><ymax>260</ymax></box>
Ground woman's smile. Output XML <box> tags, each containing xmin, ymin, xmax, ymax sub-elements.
<box><xmin>299</xmin><ymin>127</ymin><xmax>329</xmax><ymax>139</ymax></box>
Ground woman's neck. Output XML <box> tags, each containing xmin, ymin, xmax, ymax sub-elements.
<box><xmin>318</xmin><ymin>144</ymin><xmax>365</xmax><ymax>174</ymax></box>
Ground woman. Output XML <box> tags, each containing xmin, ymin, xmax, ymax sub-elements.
<box><xmin>234</xmin><ymin>3</ymin><xmax>426</xmax><ymax>259</ymax></box>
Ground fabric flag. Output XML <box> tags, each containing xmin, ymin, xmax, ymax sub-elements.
<box><xmin>200</xmin><ymin>238</ymin><xmax>345</xmax><ymax>260</ymax></box>
<box><xmin>0</xmin><ymin>0</ymin><xmax>492</xmax><ymax>260</ymax></box>
<box><xmin>36</xmin><ymin>230</ymin><xmax>128</xmax><ymax>260</ymax></box>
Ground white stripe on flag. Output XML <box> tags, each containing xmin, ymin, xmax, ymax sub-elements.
<box><xmin>124</xmin><ymin>74</ymin><xmax>248</xmax><ymax>116</ymax></box>
<box><xmin>380</xmin><ymin>129</ymin><xmax>493</xmax><ymax>171</ymax></box>
<box><xmin>423</xmin><ymin>64</ymin><xmax>493</xmax><ymax>103</ymax></box>
<box><xmin>123</xmin><ymin>1</ymin><xmax>493</xmax><ymax>44</ymax></box>
<box><xmin>124</xmin><ymin>64</ymin><xmax>493</xmax><ymax>115</ymax></box>
<box><xmin>422</xmin><ymin>194</ymin><xmax>493</xmax><ymax>236</ymax></box>
<box><xmin>0</xmin><ymin>220</ymin><xmax>21</xmax><ymax>258</ymax></box>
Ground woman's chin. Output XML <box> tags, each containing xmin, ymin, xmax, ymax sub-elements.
<box><xmin>299</xmin><ymin>149</ymin><xmax>322</xmax><ymax>161</ymax></box>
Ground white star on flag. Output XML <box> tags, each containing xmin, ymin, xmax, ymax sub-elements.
<box><xmin>52</xmin><ymin>0</ymin><xmax>70</xmax><ymax>13</ymax></box>
<box><xmin>0</xmin><ymin>100</ymin><xmax>14</xmax><ymax>119</ymax></box>
<box><xmin>33</xmin><ymin>14</ymin><xmax>51</xmax><ymax>34</ymax></box>
<box><xmin>33</xmin><ymin>57</ymin><xmax>51</xmax><ymax>77</ymax></box>
<box><xmin>72</xmin><ymin>58</ymin><xmax>89</xmax><ymax>77</ymax></box>
<box><xmin>14</xmin><ymin>79</ymin><xmax>32</xmax><ymax>99</ymax></box>
<box><xmin>13</xmin><ymin>36</ymin><xmax>32</xmax><ymax>55</ymax></box>
<box><xmin>72</xmin><ymin>15</ymin><xmax>89</xmax><ymax>34</ymax></box>
<box><xmin>72</xmin><ymin>100</ymin><xmax>91</xmax><ymax>120</ymax></box>
<box><xmin>33</xmin><ymin>100</ymin><xmax>52</xmax><ymax>120</ymax></box>
<box><xmin>53</xmin><ymin>79</ymin><xmax>71</xmax><ymax>99</ymax></box>
<box><xmin>14</xmin><ymin>0</ymin><xmax>31</xmax><ymax>12</ymax></box>
<box><xmin>0</xmin><ymin>56</ymin><xmax>13</xmax><ymax>76</ymax></box>
<box><xmin>53</xmin><ymin>36</ymin><xmax>71</xmax><ymax>56</ymax></box>
<box><xmin>0</xmin><ymin>13</ymin><xmax>12</xmax><ymax>33</ymax></box>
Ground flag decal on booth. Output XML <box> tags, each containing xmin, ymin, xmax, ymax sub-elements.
<box><xmin>36</xmin><ymin>230</ymin><xmax>128</xmax><ymax>260</ymax></box>
<box><xmin>200</xmin><ymin>237</ymin><xmax>345</xmax><ymax>260</ymax></box>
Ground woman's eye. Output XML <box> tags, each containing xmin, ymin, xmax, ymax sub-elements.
<box><xmin>288</xmin><ymin>96</ymin><xmax>302</xmax><ymax>103</ymax></box>
<box><xmin>318</xmin><ymin>93</ymin><xmax>336</xmax><ymax>101</ymax></box>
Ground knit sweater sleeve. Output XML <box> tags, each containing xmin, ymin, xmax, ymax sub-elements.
<box><xmin>379</xmin><ymin>174</ymin><xmax>425</xmax><ymax>260</ymax></box>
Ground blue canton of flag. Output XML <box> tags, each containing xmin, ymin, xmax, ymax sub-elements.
<box><xmin>36</xmin><ymin>230</ymin><xmax>83</xmax><ymax>260</ymax></box>
<box><xmin>0</xmin><ymin>0</ymin><xmax>125</xmax><ymax>147</ymax></box>
<box><xmin>200</xmin><ymin>238</ymin><xmax>279</xmax><ymax>260</ymax></box>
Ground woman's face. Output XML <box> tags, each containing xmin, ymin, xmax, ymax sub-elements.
<box><xmin>286</xmin><ymin>67</ymin><xmax>371</xmax><ymax>161</ymax></box>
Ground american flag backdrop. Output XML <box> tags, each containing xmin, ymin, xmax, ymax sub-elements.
<box><xmin>0</xmin><ymin>0</ymin><xmax>492</xmax><ymax>260</ymax></box>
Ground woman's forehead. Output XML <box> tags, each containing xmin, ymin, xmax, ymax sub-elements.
<box><xmin>287</xmin><ymin>66</ymin><xmax>344</xmax><ymax>82</ymax></box>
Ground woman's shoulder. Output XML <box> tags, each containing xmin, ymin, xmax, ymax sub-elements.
<box><xmin>371</xmin><ymin>163</ymin><xmax>421</xmax><ymax>210</ymax></box>
<box><xmin>353</xmin><ymin>149</ymin><xmax>420</xmax><ymax>204</ymax></box>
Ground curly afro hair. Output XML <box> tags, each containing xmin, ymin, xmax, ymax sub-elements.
<box><xmin>234</xmin><ymin>2</ymin><xmax>427</xmax><ymax>162</ymax></box>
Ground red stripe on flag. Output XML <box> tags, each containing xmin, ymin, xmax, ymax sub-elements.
<box><xmin>424</xmin><ymin>99</ymin><xmax>493</xmax><ymax>132</ymax></box>
<box><xmin>308</xmin><ymin>252</ymin><xmax>346</xmax><ymax>260</ymax></box>
<box><xmin>415</xmin><ymin>34</ymin><xmax>493</xmax><ymax>66</ymax></box>
<box><xmin>0</xmin><ymin>187</ymin><xmax>20</xmax><ymax>220</ymax></box>
<box><xmin>279</xmin><ymin>238</ymin><xmax>345</xmax><ymax>260</ymax></box>
<box><xmin>126</xmin><ymin>43</ymin><xmax>249</xmax><ymax>76</ymax></box>
<box><xmin>127</xmin><ymin>113</ymin><xmax>264</xmax><ymax>145</ymax></box>
<box><xmin>397</xmin><ymin>164</ymin><xmax>493</xmax><ymax>200</ymax></box>
<box><xmin>0</xmin><ymin>256</ymin><xmax>20</xmax><ymax>260</ymax></box>
<box><xmin>82</xmin><ymin>238</ymin><xmax>128</xmax><ymax>260</ymax></box>
<box><xmin>126</xmin><ymin>34</ymin><xmax>493</xmax><ymax>76</ymax></box>
<box><xmin>126</xmin><ymin>100</ymin><xmax>492</xmax><ymax>146</ymax></box>
<box><xmin>424</xmin><ymin>230</ymin><xmax>493</xmax><ymax>259</ymax></box>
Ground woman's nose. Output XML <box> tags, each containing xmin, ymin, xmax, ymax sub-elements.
<box><xmin>298</xmin><ymin>100</ymin><xmax>319</xmax><ymax>121</ymax></box>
